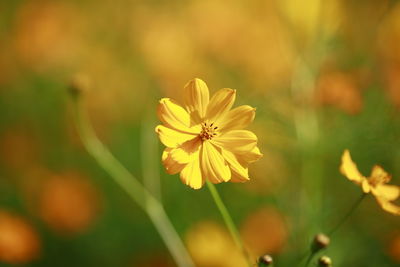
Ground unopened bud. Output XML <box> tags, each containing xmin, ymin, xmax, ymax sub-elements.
<box><xmin>69</xmin><ymin>74</ymin><xmax>90</xmax><ymax>97</ymax></box>
<box><xmin>312</xmin><ymin>233</ymin><xmax>330</xmax><ymax>252</ymax></box>
<box><xmin>258</xmin><ymin>254</ymin><xmax>273</xmax><ymax>266</ymax></box>
<box><xmin>318</xmin><ymin>256</ymin><xmax>332</xmax><ymax>266</ymax></box>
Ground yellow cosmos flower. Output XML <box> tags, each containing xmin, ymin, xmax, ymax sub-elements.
<box><xmin>156</xmin><ymin>78</ymin><xmax>262</xmax><ymax>189</ymax></box>
<box><xmin>340</xmin><ymin>149</ymin><xmax>400</xmax><ymax>215</ymax></box>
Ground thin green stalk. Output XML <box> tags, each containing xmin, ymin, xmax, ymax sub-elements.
<box><xmin>301</xmin><ymin>193</ymin><xmax>366</xmax><ymax>267</ymax></box>
<box><xmin>70</xmin><ymin>94</ymin><xmax>194</xmax><ymax>267</ymax></box>
<box><xmin>328</xmin><ymin>193</ymin><xmax>366</xmax><ymax>236</ymax></box>
<box><xmin>304</xmin><ymin>252</ymin><xmax>314</xmax><ymax>267</ymax></box>
<box><xmin>206</xmin><ymin>181</ymin><xmax>252</xmax><ymax>266</ymax></box>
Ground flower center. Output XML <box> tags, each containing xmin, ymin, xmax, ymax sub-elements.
<box><xmin>369</xmin><ymin>175</ymin><xmax>390</xmax><ymax>187</ymax></box>
<box><xmin>199</xmin><ymin>122</ymin><xmax>218</xmax><ymax>141</ymax></box>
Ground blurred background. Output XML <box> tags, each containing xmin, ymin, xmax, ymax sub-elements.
<box><xmin>1</xmin><ymin>0</ymin><xmax>400</xmax><ymax>266</ymax></box>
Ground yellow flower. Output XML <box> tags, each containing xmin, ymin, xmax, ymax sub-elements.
<box><xmin>156</xmin><ymin>78</ymin><xmax>262</xmax><ymax>189</ymax></box>
<box><xmin>340</xmin><ymin>149</ymin><xmax>400</xmax><ymax>215</ymax></box>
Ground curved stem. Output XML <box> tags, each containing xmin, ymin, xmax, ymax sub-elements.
<box><xmin>206</xmin><ymin>181</ymin><xmax>252</xmax><ymax>266</ymax></box>
<box><xmin>71</xmin><ymin>96</ymin><xmax>194</xmax><ymax>267</ymax></box>
<box><xmin>328</xmin><ymin>193</ymin><xmax>366</xmax><ymax>236</ymax></box>
<box><xmin>300</xmin><ymin>193</ymin><xmax>366</xmax><ymax>267</ymax></box>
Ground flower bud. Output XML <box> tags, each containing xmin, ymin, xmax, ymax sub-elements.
<box><xmin>69</xmin><ymin>74</ymin><xmax>90</xmax><ymax>97</ymax></box>
<box><xmin>318</xmin><ymin>256</ymin><xmax>332</xmax><ymax>266</ymax></box>
<box><xmin>311</xmin><ymin>233</ymin><xmax>330</xmax><ymax>252</ymax></box>
<box><xmin>258</xmin><ymin>254</ymin><xmax>273</xmax><ymax>266</ymax></box>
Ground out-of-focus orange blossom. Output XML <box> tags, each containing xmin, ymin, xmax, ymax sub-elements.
<box><xmin>382</xmin><ymin>65</ymin><xmax>400</xmax><ymax>108</ymax></box>
<box><xmin>241</xmin><ymin>206</ymin><xmax>288</xmax><ymax>257</ymax></box>
<box><xmin>185</xmin><ymin>221</ymin><xmax>247</xmax><ymax>267</ymax></box>
<box><xmin>13</xmin><ymin>0</ymin><xmax>84</xmax><ymax>72</ymax></box>
<box><xmin>388</xmin><ymin>232</ymin><xmax>400</xmax><ymax>263</ymax></box>
<box><xmin>0</xmin><ymin>127</ymin><xmax>41</xmax><ymax>173</ymax></box>
<box><xmin>315</xmin><ymin>71</ymin><xmax>362</xmax><ymax>114</ymax></box>
<box><xmin>0</xmin><ymin>210</ymin><xmax>41</xmax><ymax>264</ymax></box>
<box><xmin>38</xmin><ymin>171</ymin><xmax>101</xmax><ymax>235</ymax></box>
<box><xmin>387</xmin><ymin>233</ymin><xmax>400</xmax><ymax>263</ymax></box>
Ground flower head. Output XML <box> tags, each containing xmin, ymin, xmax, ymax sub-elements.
<box><xmin>156</xmin><ymin>78</ymin><xmax>262</xmax><ymax>189</ymax></box>
<box><xmin>318</xmin><ymin>256</ymin><xmax>332</xmax><ymax>267</ymax></box>
<box><xmin>340</xmin><ymin>149</ymin><xmax>400</xmax><ymax>215</ymax></box>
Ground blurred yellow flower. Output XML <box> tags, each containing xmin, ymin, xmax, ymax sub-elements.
<box><xmin>340</xmin><ymin>149</ymin><xmax>400</xmax><ymax>215</ymax></box>
<box><xmin>156</xmin><ymin>78</ymin><xmax>262</xmax><ymax>189</ymax></box>
<box><xmin>185</xmin><ymin>221</ymin><xmax>247</xmax><ymax>267</ymax></box>
<box><xmin>315</xmin><ymin>71</ymin><xmax>362</xmax><ymax>115</ymax></box>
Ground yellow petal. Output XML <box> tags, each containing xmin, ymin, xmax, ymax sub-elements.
<box><xmin>155</xmin><ymin>125</ymin><xmax>196</xmax><ymax>148</ymax></box>
<box><xmin>180</xmin><ymin>151</ymin><xmax>204</xmax><ymax>189</ymax></box>
<box><xmin>200</xmin><ymin>141</ymin><xmax>231</xmax><ymax>183</ymax></box>
<box><xmin>236</xmin><ymin>146</ymin><xmax>263</xmax><ymax>164</ymax></box>
<box><xmin>362</xmin><ymin>179</ymin><xmax>371</xmax><ymax>193</ymax></box>
<box><xmin>370</xmin><ymin>165</ymin><xmax>391</xmax><ymax>185</ymax></box>
<box><xmin>340</xmin><ymin>149</ymin><xmax>365</xmax><ymax>185</ymax></box>
<box><xmin>162</xmin><ymin>149</ymin><xmax>169</xmax><ymax>161</ymax></box>
<box><xmin>170</xmin><ymin>148</ymin><xmax>191</xmax><ymax>164</ymax></box>
<box><xmin>230</xmin><ymin>170</ymin><xmax>250</xmax><ymax>183</ymax></box>
<box><xmin>372</xmin><ymin>184</ymin><xmax>400</xmax><ymax>201</ymax></box>
<box><xmin>375</xmin><ymin>197</ymin><xmax>400</xmax><ymax>216</ymax></box>
<box><xmin>157</xmin><ymin>98</ymin><xmax>198</xmax><ymax>133</ymax></box>
<box><xmin>162</xmin><ymin>148</ymin><xmax>186</xmax><ymax>174</ymax></box>
<box><xmin>212</xmin><ymin>130</ymin><xmax>257</xmax><ymax>154</ymax></box>
<box><xmin>221</xmin><ymin>149</ymin><xmax>249</xmax><ymax>182</ymax></box>
<box><xmin>184</xmin><ymin>78</ymin><xmax>210</xmax><ymax>121</ymax></box>
<box><xmin>218</xmin><ymin>105</ymin><xmax>255</xmax><ymax>132</ymax></box>
<box><xmin>206</xmin><ymin>88</ymin><xmax>236</xmax><ymax>123</ymax></box>
<box><xmin>169</xmin><ymin>137</ymin><xmax>202</xmax><ymax>164</ymax></box>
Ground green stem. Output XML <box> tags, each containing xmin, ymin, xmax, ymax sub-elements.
<box><xmin>206</xmin><ymin>181</ymin><xmax>252</xmax><ymax>266</ymax></box>
<box><xmin>71</xmin><ymin>96</ymin><xmax>194</xmax><ymax>267</ymax></box>
<box><xmin>328</xmin><ymin>193</ymin><xmax>366</xmax><ymax>236</ymax></box>
<box><xmin>301</xmin><ymin>193</ymin><xmax>366</xmax><ymax>267</ymax></box>
<box><xmin>304</xmin><ymin>252</ymin><xmax>314</xmax><ymax>267</ymax></box>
